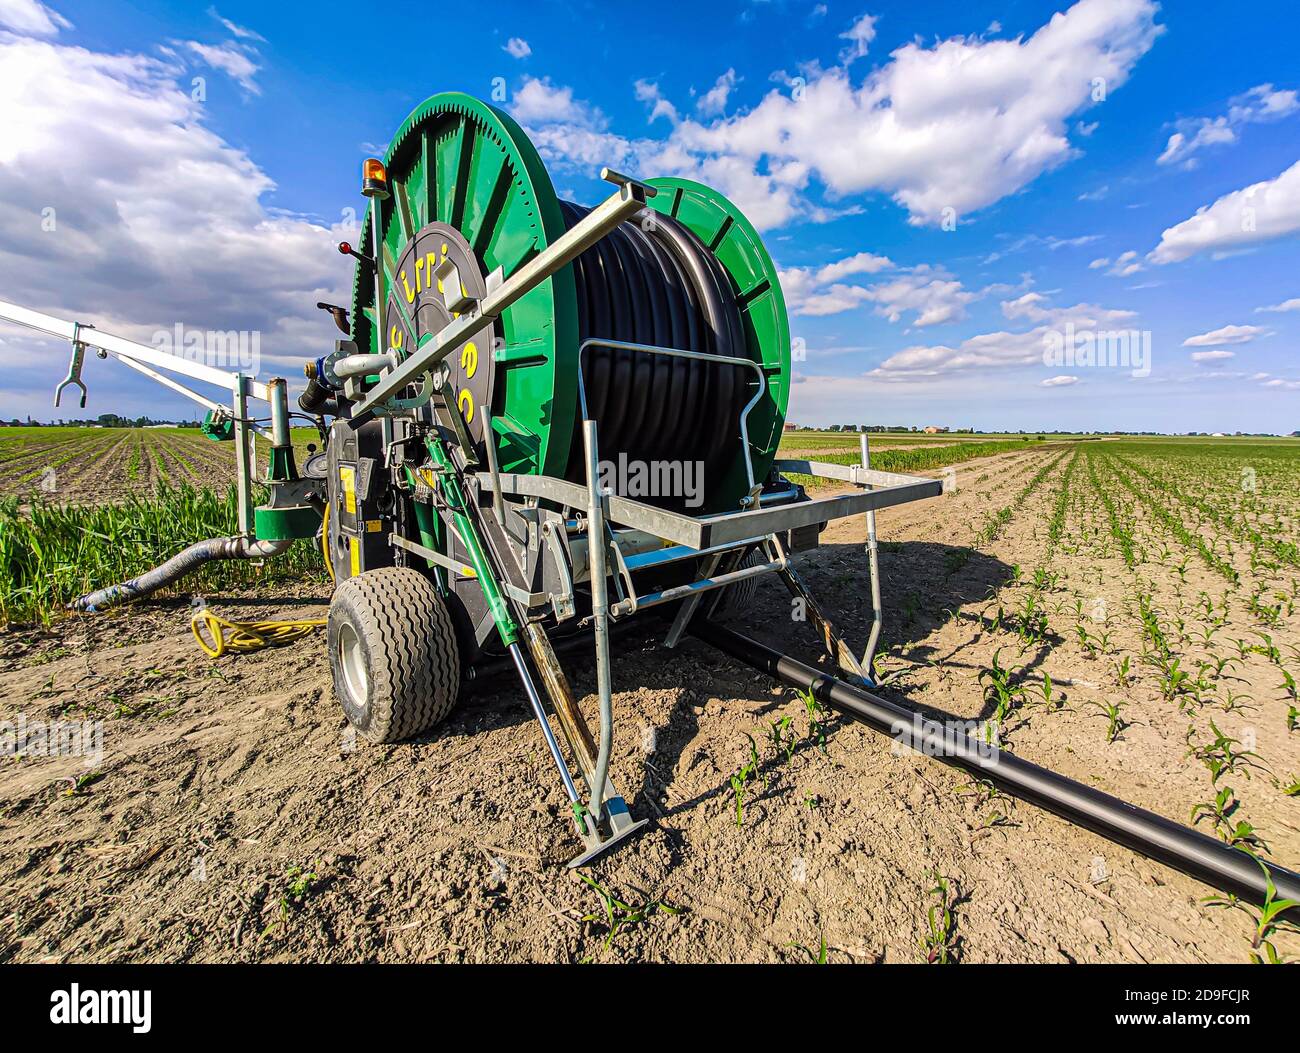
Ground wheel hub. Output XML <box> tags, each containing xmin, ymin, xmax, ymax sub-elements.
<box><xmin>336</xmin><ymin>620</ymin><xmax>368</xmax><ymax>709</ymax></box>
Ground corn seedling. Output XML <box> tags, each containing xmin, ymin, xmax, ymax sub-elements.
<box><xmin>1157</xmin><ymin>655</ymin><xmax>1192</xmax><ymax>703</ymax></box>
<box><xmin>263</xmin><ymin>862</ymin><xmax>319</xmax><ymax>936</ymax></box>
<box><xmin>1031</xmin><ymin>672</ymin><xmax>1059</xmax><ymax>711</ymax></box>
<box><xmin>1086</xmin><ymin>699</ymin><xmax>1128</xmax><ymax>744</ymax></box>
<box><xmin>1074</xmin><ymin>623</ymin><xmax>1098</xmax><ymax>658</ymax></box>
<box><xmin>979</xmin><ymin>649</ymin><xmax>1025</xmax><ymax>738</ymax></box>
<box><xmin>728</xmin><ymin>734</ymin><xmax>765</xmax><ymax>827</ymax></box>
<box><xmin>60</xmin><ymin>771</ymin><xmax>105</xmax><ymax>797</ymax></box>
<box><xmin>767</xmin><ymin>715</ymin><xmax>797</xmax><ymax>762</ymax></box>
<box><xmin>1190</xmin><ymin>785</ymin><xmax>1238</xmax><ymax>834</ymax></box>
<box><xmin>920</xmin><ymin>870</ymin><xmax>959</xmax><ymax>964</ymax></box>
<box><xmin>1216</xmin><ymin>688</ymin><xmax>1255</xmax><ymax>714</ymax></box>
<box><xmin>797</xmin><ymin>684</ymin><xmax>829</xmax><ymax>753</ymax></box>
<box><xmin>1202</xmin><ymin>863</ymin><xmax>1300</xmax><ymax>965</ymax></box>
<box><xmin>1185</xmin><ymin>720</ymin><xmax>1263</xmax><ymax>784</ymax></box>
<box><xmin>1014</xmin><ymin>593</ymin><xmax>1049</xmax><ymax>648</ymax></box>
<box><xmin>787</xmin><ymin>936</ymin><xmax>829</xmax><ymax>963</ymax></box>
<box><xmin>1111</xmin><ymin>655</ymin><xmax>1132</xmax><ymax>687</ymax></box>
<box><xmin>577</xmin><ymin>873</ymin><xmax>681</xmax><ymax>949</ymax></box>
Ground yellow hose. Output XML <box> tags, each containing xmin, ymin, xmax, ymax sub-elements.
<box><xmin>191</xmin><ymin>608</ymin><xmax>326</xmax><ymax>658</ymax></box>
<box><xmin>321</xmin><ymin>500</ymin><xmax>336</xmax><ymax>582</ymax></box>
<box><xmin>191</xmin><ymin>501</ymin><xmax>333</xmax><ymax>657</ymax></box>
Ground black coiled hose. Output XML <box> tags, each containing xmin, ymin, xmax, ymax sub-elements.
<box><xmin>559</xmin><ymin>202</ymin><xmax>752</xmax><ymax>487</ymax></box>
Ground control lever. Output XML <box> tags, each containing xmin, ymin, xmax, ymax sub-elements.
<box><xmin>316</xmin><ymin>302</ymin><xmax>350</xmax><ymax>334</ymax></box>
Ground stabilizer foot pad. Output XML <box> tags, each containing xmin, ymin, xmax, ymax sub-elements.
<box><xmin>567</xmin><ymin>817</ymin><xmax>650</xmax><ymax>869</ymax></box>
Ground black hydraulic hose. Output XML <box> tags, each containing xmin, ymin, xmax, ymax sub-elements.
<box><xmin>72</xmin><ymin>536</ymin><xmax>293</xmax><ymax>612</ymax></box>
<box><xmin>690</xmin><ymin>618</ymin><xmax>1300</xmax><ymax>915</ymax></box>
<box><xmin>559</xmin><ymin>202</ymin><xmax>752</xmax><ymax>490</ymax></box>
<box><xmin>298</xmin><ymin>374</ymin><xmax>334</xmax><ymax>414</ymax></box>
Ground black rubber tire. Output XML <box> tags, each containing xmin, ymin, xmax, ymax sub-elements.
<box><xmin>327</xmin><ymin>567</ymin><xmax>461</xmax><ymax>743</ymax></box>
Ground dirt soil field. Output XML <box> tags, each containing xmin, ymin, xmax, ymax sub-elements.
<box><xmin>1</xmin><ymin>444</ymin><xmax>1297</xmax><ymax>963</ymax></box>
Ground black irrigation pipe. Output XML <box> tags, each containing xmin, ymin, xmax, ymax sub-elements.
<box><xmin>690</xmin><ymin>618</ymin><xmax>1300</xmax><ymax>917</ymax></box>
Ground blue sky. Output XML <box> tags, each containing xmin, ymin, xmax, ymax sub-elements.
<box><xmin>0</xmin><ymin>0</ymin><xmax>1297</xmax><ymax>431</ymax></box>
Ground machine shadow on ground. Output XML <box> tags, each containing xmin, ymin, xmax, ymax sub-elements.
<box><xmin>449</xmin><ymin>539</ymin><xmax>1014</xmax><ymax>824</ymax></box>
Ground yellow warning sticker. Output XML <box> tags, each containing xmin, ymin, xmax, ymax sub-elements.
<box><xmin>339</xmin><ymin>465</ymin><xmax>356</xmax><ymax>515</ymax></box>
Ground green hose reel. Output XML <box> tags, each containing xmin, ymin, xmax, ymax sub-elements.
<box><xmin>347</xmin><ymin>92</ymin><xmax>790</xmax><ymax>513</ymax></box>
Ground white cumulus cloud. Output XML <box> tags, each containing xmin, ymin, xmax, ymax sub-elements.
<box><xmin>697</xmin><ymin>69</ymin><xmax>738</xmax><ymax>117</ymax></box>
<box><xmin>0</xmin><ymin>18</ymin><xmax>350</xmax><ymax>395</ymax></box>
<box><xmin>669</xmin><ymin>0</ymin><xmax>1161</xmax><ymax>226</ymax></box>
<box><xmin>206</xmin><ymin>6</ymin><xmax>264</xmax><ymax>42</ymax></box>
<box><xmin>779</xmin><ymin>254</ymin><xmax>975</xmax><ymax>326</ymax></box>
<box><xmin>1257</xmin><ymin>297</ymin><xmax>1300</xmax><ymax>313</ymax></box>
<box><xmin>1157</xmin><ymin>84</ymin><xmax>1299</xmax><ymax>167</ymax></box>
<box><xmin>1150</xmin><ymin>160</ymin><xmax>1300</xmax><ymax>263</ymax></box>
<box><xmin>184</xmin><ymin>40</ymin><xmax>260</xmax><ymax>94</ymax></box>
<box><xmin>504</xmin><ymin>0</ymin><xmax>1163</xmax><ymax>231</ymax></box>
<box><xmin>838</xmin><ymin>13</ymin><xmax>878</xmax><ymax>63</ymax></box>
<box><xmin>1181</xmin><ymin>324</ymin><xmax>1268</xmax><ymax>347</ymax></box>
<box><xmin>0</xmin><ymin>0</ymin><xmax>69</xmax><ymax>37</ymax></box>
<box><xmin>870</xmin><ymin>297</ymin><xmax>1138</xmax><ymax>379</ymax></box>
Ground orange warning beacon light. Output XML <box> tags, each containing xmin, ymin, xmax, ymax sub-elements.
<box><xmin>361</xmin><ymin>158</ymin><xmax>389</xmax><ymax>200</ymax></box>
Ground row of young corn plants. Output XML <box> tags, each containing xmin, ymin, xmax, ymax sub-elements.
<box><xmin>1083</xmin><ymin>448</ymin><xmax>1137</xmax><ymax>567</ymax></box>
<box><xmin>960</xmin><ymin>451</ymin><xmax>1082</xmax><ymax>743</ymax></box>
<box><xmin>0</xmin><ymin>483</ymin><xmax>325</xmax><ymax>625</ymax></box>
<box><xmin>1094</xmin><ymin>453</ymin><xmax>1240</xmax><ymax>585</ymax></box>
<box><xmin>1110</xmin><ymin>450</ymin><xmax>1300</xmax><ymax>572</ymax></box>
<box><xmin>1080</xmin><ymin>447</ymin><xmax>1300</xmax><ymax>959</ymax></box>
<box><xmin>972</xmin><ymin>449</ymin><xmax>1070</xmax><ymax>546</ymax></box>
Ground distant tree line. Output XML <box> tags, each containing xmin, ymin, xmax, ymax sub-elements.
<box><xmin>785</xmin><ymin>424</ymin><xmax>1297</xmax><ymax>437</ymax></box>
<box><xmin>0</xmin><ymin>414</ymin><xmax>200</xmax><ymax>428</ymax></box>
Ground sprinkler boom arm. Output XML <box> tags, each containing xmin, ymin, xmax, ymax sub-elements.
<box><xmin>0</xmin><ymin>297</ymin><xmax>310</xmax><ymax>540</ymax></box>
<box><xmin>0</xmin><ymin>298</ymin><xmax>273</xmax><ymax>405</ymax></box>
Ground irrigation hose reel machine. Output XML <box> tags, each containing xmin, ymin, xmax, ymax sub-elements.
<box><xmin>302</xmin><ymin>92</ymin><xmax>936</xmax><ymax>864</ymax></box>
<box><xmin>8</xmin><ymin>92</ymin><xmax>1299</xmax><ymax>911</ymax></box>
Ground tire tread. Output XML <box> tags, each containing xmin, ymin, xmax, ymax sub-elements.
<box><xmin>328</xmin><ymin>567</ymin><xmax>460</xmax><ymax>742</ymax></box>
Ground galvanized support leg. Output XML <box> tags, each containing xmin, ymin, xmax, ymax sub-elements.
<box><xmin>860</xmin><ymin>432</ymin><xmax>883</xmax><ymax>681</ymax></box>
<box><xmin>583</xmin><ymin>419</ymin><xmax>614</xmax><ymax>819</ymax></box>
<box><xmin>567</xmin><ymin>417</ymin><xmax>647</xmax><ymax>866</ymax></box>
<box><xmin>232</xmin><ymin>374</ymin><xmax>255</xmax><ymax>537</ymax></box>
